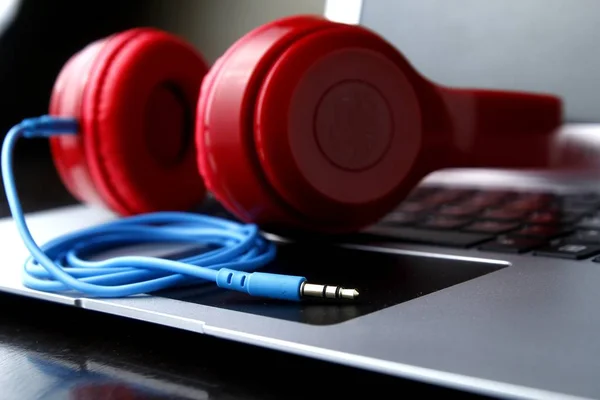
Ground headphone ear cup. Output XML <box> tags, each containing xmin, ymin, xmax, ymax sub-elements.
<box><xmin>197</xmin><ymin>16</ymin><xmax>422</xmax><ymax>233</ymax></box>
<box><xmin>50</xmin><ymin>28</ymin><xmax>209</xmax><ymax>215</ymax></box>
<box><xmin>252</xmin><ymin>23</ymin><xmax>423</xmax><ymax>232</ymax></box>
<box><xmin>196</xmin><ymin>16</ymin><xmax>336</xmax><ymax>230</ymax></box>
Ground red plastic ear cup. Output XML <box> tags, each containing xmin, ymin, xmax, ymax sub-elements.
<box><xmin>254</xmin><ymin>24</ymin><xmax>425</xmax><ymax>230</ymax></box>
<box><xmin>197</xmin><ymin>16</ymin><xmax>422</xmax><ymax>232</ymax></box>
<box><xmin>197</xmin><ymin>16</ymin><xmax>339</xmax><ymax>229</ymax></box>
<box><xmin>50</xmin><ymin>28</ymin><xmax>209</xmax><ymax>215</ymax></box>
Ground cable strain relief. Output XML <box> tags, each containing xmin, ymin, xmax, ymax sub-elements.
<box><xmin>21</xmin><ymin>115</ymin><xmax>79</xmax><ymax>138</ymax></box>
<box><xmin>216</xmin><ymin>268</ymin><xmax>306</xmax><ymax>301</ymax></box>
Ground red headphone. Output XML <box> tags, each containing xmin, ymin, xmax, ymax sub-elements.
<box><xmin>48</xmin><ymin>15</ymin><xmax>562</xmax><ymax>234</ymax></box>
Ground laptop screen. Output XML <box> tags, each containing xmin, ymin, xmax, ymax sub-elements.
<box><xmin>356</xmin><ymin>0</ymin><xmax>600</xmax><ymax>123</ymax></box>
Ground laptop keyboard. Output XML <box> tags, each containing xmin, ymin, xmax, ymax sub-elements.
<box><xmin>366</xmin><ymin>187</ymin><xmax>600</xmax><ymax>261</ymax></box>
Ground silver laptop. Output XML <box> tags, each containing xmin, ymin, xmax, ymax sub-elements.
<box><xmin>2</xmin><ymin>1</ymin><xmax>600</xmax><ymax>399</ymax></box>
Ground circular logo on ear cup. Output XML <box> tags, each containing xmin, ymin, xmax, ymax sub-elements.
<box><xmin>315</xmin><ymin>81</ymin><xmax>392</xmax><ymax>171</ymax></box>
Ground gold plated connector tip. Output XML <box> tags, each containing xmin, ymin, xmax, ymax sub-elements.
<box><xmin>300</xmin><ymin>282</ymin><xmax>359</xmax><ymax>300</ymax></box>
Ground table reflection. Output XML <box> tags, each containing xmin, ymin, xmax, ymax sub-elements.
<box><xmin>24</xmin><ymin>351</ymin><xmax>209</xmax><ymax>399</ymax></box>
<box><xmin>0</xmin><ymin>292</ymin><xmax>484</xmax><ymax>399</ymax></box>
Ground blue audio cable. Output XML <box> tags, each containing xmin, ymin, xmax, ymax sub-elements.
<box><xmin>1</xmin><ymin>116</ymin><xmax>359</xmax><ymax>301</ymax></box>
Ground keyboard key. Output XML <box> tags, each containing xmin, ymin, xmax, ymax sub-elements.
<box><xmin>421</xmin><ymin>189</ymin><xmax>474</xmax><ymax>206</ymax></box>
<box><xmin>515</xmin><ymin>193</ymin><xmax>556</xmax><ymax>203</ymax></box>
<box><xmin>563</xmin><ymin>230</ymin><xmax>600</xmax><ymax>244</ymax></box>
<box><xmin>576</xmin><ymin>215</ymin><xmax>600</xmax><ymax>230</ymax></box>
<box><xmin>362</xmin><ymin>226</ymin><xmax>493</xmax><ymax>247</ymax></box>
<box><xmin>405</xmin><ymin>187</ymin><xmax>440</xmax><ymax>201</ymax></box>
<box><xmin>533</xmin><ymin>243</ymin><xmax>600</xmax><ymax>259</ymax></box>
<box><xmin>561</xmin><ymin>194</ymin><xmax>600</xmax><ymax>209</ymax></box>
<box><xmin>458</xmin><ymin>191</ymin><xmax>514</xmax><ymax>208</ymax></box>
<box><xmin>528</xmin><ymin>211</ymin><xmax>585</xmax><ymax>225</ymax></box>
<box><xmin>438</xmin><ymin>204</ymin><xmax>483</xmax><ymax>217</ymax></box>
<box><xmin>418</xmin><ymin>216</ymin><xmax>471</xmax><ymax>230</ymax></box>
<box><xmin>562</xmin><ymin>192</ymin><xmax>600</xmax><ymax>203</ymax></box>
<box><xmin>562</xmin><ymin>196</ymin><xmax>600</xmax><ymax>206</ymax></box>
<box><xmin>463</xmin><ymin>220</ymin><xmax>519</xmax><ymax>234</ymax></box>
<box><xmin>512</xmin><ymin>224</ymin><xmax>569</xmax><ymax>238</ymax></box>
<box><xmin>504</xmin><ymin>199</ymin><xmax>549</xmax><ymax>212</ymax></box>
<box><xmin>482</xmin><ymin>208</ymin><xmax>529</xmax><ymax>221</ymax></box>
<box><xmin>527</xmin><ymin>211</ymin><xmax>561</xmax><ymax>225</ymax></box>
<box><xmin>560</xmin><ymin>212</ymin><xmax>587</xmax><ymax>224</ymax></box>
<box><xmin>396</xmin><ymin>202</ymin><xmax>431</xmax><ymax>213</ymax></box>
<box><xmin>561</xmin><ymin>202</ymin><xmax>599</xmax><ymax>214</ymax></box>
<box><xmin>383</xmin><ymin>212</ymin><xmax>421</xmax><ymax>226</ymax></box>
<box><xmin>481</xmin><ymin>190</ymin><xmax>517</xmax><ymax>199</ymax></box>
<box><xmin>479</xmin><ymin>235</ymin><xmax>546</xmax><ymax>253</ymax></box>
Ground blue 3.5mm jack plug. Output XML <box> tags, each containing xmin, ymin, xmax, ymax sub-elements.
<box><xmin>216</xmin><ymin>269</ymin><xmax>359</xmax><ymax>301</ymax></box>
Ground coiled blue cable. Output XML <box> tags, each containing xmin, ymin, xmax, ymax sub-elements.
<box><xmin>1</xmin><ymin>116</ymin><xmax>338</xmax><ymax>301</ymax></box>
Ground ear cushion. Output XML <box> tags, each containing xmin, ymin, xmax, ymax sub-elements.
<box><xmin>196</xmin><ymin>16</ymin><xmax>336</xmax><ymax>231</ymax></box>
<box><xmin>50</xmin><ymin>38</ymin><xmax>109</xmax><ymax>206</ymax></box>
<box><xmin>50</xmin><ymin>28</ymin><xmax>209</xmax><ymax>215</ymax></box>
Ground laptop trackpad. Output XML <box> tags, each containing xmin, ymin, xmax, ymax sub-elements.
<box><xmin>158</xmin><ymin>243</ymin><xmax>506</xmax><ymax>326</ymax></box>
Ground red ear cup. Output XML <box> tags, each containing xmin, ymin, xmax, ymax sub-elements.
<box><xmin>198</xmin><ymin>16</ymin><xmax>562</xmax><ymax>234</ymax></box>
<box><xmin>197</xmin><ymin>16</ymin><xmax>423</xmax><ymax>232</ymax></box>
<box><xmin>197</xmin><ymin>16</ymin><xmax>339</xmax><ymax>230</ymax></box>
<box><xmin>50</xmin><ymin>28</ymin><xmax>209</xmax><ymax>215</ymax></box>
<box><xmin>253</xmin><ymin>22</ymin><xmax>425</xmax><ymax>231</ymax></box>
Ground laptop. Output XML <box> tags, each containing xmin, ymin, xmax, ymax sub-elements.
<box><xmin>1</xmin><ymin>1</ymin><xmax>600</xmax><ymax>399</ymax></box>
